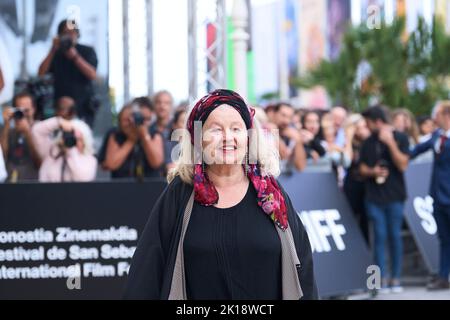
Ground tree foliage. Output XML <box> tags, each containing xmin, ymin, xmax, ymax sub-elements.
<box><xmin>294</xmin><ymin>17</ymin><xmax>450</xmax><ymax>115</ymax></box>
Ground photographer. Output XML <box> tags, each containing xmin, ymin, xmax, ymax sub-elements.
<box><xmin>99</xmin><ymin>98</ymin><xmax>164</xmax><ymax>179</ymax></box>
<box><xmin>32</xmin><ymin>96</ymin><xmax>97</xmax><ymax>182</ymax></box>
<box><xmin>38</xmin><ymin>19</ymin><xmax>98</xmax><ymax>128</ymax></box>
<box><xmin>0</xmin><ymin>92</ymin><xmax>41</xmax><ymax>182</ymax></box>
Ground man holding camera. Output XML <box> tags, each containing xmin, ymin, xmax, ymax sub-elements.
<box><xmin>359</xmin><ymin>105</ymin><xmax>410</xmax><ymax>294</ymax></box>
<box><xmin>38</xmin><ymin>19</ymin><xmax>98</xmax><ymax>128</ymax></box>
<box><xmin>0</xmin><ymin>92</ymin><xmax>41</xmax><ymax>182</ymax></box>
<box><xmin>32</xmin><ymin>96</ymin><xmax>97</xmax><ymax>182</ymax></box>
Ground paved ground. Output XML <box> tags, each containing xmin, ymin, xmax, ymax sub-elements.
<box><xmin>372</xmin><ymin>287</ymin><xmax>450</xmax><ymax>300</ymax></box>
<box><xmin>348</xmin><ymin>286</ymin><xmax>450</xmax><ymax>300</ymax></box>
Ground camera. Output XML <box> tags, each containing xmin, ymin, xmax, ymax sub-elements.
<box><xmin>59</xmin><ymin>35</ymin><xmax>74</xmax><ymax>52</ymax></box>
<box><xmin>11</xmin><ymin>108</ymin><xmax>25</xmax><ymax>120</ymax></box>
<box><xmin>375</xmin><ymin>159</ymin><xmax>389</xmax><ymax>185</ymax></box>
<box><xmin>132</xmin><ymin>112</ymin><xmax>144</xmax><ymax>126</ymax></box>
<box><xmin>131</xmin><ymin>104</ymin><xmax>145</xmax><ymax>126</ymax></box>
<box><xmin>62</xmin><ymin>130</ymin><xmax>77</xmax><ymax>148</ymax></box>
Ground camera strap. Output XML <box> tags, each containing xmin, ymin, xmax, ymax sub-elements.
<box><xmin>61</xmin><ymin>154</ymin><xmax>67</xmax><ymax>182</ymax></box>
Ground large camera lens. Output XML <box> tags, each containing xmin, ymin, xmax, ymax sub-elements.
<box><xmin>63</xmin><ymin>130</ymin><xmax>77</xmax><ymax>148</ymax></box>
<box><xmin>59</xmin><ymin>36</ymin><xmax>74</xmax><ymax>52</ymax></box>
<box><xmin>132</xmin><ymin>112</ymin><xmax>144</xmax><ymax>126</ymax></box>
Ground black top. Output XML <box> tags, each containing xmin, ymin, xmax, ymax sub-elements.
<box><xmin>49</xmin><ymin>44</ymin><xmax>98</xmax><ymax>112</ymax></box>
<box><xmin>183</xmin><ymin>183</ymin><xmax>282</xmax><ymax>300</ymax></box>
<box><xmin>98</xmin><ymin>127</ymin><xmax>162</xmax><ymax>179</ymax></box>
<box><xmin>345</xmin><ymin>141</ymin><xmax>365</xmax><ymax>183</ymax></box>
<box><xmin>359</xmin><ymin>131</ymin><xmax>410</xmax><ymax>205</ymax></box>
<box><xmin>123</xmin><ymin>176</ymin><xmax>318</xmax><ymax>300</ymax></box>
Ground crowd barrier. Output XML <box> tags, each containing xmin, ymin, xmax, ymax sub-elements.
<box><xmin>0</xmin><ymin>163</ymin><xmax>435</xmax><ymax>299</ymax></box>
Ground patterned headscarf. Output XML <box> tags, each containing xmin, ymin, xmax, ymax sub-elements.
<box><xmin>187</xmin><ymin>89</ymin><xmax>288</xmax><ymax>231</ymax></box>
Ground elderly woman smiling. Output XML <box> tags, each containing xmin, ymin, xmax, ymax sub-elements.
<box><xmin>124</xmin><ymin>89</ymin><xmax>318</xmax><ymax>300</ymax></box>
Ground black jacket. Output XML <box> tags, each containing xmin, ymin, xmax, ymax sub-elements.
<box><xmin>124</xmin><ymin>175</ymin><xmax>319</xmax><ymax>299</ymax></box>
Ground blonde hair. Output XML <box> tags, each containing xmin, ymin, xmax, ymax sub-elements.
<box><xmin>167</xmin><ymin>105</ymin><xmax>281</xmax><ymax>184</ymax></box>
<box><xmin>72</xmin><ymin>119</ymin><xmax>95</xmax><ymax>155</ymax></box>
<box><xmin>392</xmin><ymin>108</ymin><xmax>419</xmax><ymax>144</ymax></box>
<box><xmin>344</xmin><ymin>113</ymin><xmax>364</xmax><ymax>128</ymax></box>
<box><xmin>253</xmin><ymin>106</ymin><xmax>269</xmax><ymax>125</ymax></box>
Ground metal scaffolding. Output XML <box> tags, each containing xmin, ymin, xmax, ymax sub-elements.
<box><xmin>188</xmin><ymin>0</ymin><xmax>227</xmax><ymax>103</ymax></box>
<box><xmin>122</xmin><ymin>0</ymin><xmax>130</xmax><ymax>102</ymax></box>
<box><xmin>119</xmin><ymin>0</ymin><xmax>228</xmax><ymax>103</ymax></box>
<box><xmin>145</xmin><ymin>0</ymin><xmax>154</xmax><ymax>96</ymax></box>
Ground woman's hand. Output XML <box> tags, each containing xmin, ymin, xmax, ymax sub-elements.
<box><xmin>310</xmin><ymin>150</ymin><xmax>320</xmax><ymax>164</ymax></box>
<box><xmin>283</xmin><ymin>127</ymin><xmax>302</xmax><ymax>143</ymax></box>
<box><xmin>300</xmin><ymin>129</ymin><xmax>314</xmax><ymax>144</ymax></box>
<box><xmin>123</xmin><ymin>125</ymin><xmax>139</xmax><ymax>143</ymax></box>
<box><xmin>137</xmin><ymin>124</ymin><xmax>150</xmax><ymax>141</ymax></box>
<box><xmin>75</xmin><ymin>130</ymin><xmax>85</xmax><ymax>153</ymax></box>
<box><xmin>345</xmin><ymin>125</ymin><xmax>355</xmax><ymax>141</ymax></box>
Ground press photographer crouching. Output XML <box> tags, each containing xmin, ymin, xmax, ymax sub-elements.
<box><xmin>0</xmin><ymin>92</ymin><xmax>41</xmax><ymax>182</ymax></box>
<box><xmin>98</xmin><ymin>98</ymin><xmax>164</xmax><ymax>180</ymax></box>
<box><xmin>32</xmin><ymin>96</ymin><xmax>97</xmax><ymax>182</ymax></box>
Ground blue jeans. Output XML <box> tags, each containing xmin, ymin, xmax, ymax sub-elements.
<box><xmin>365</xmin><ymin>201</ymin><xmax>404</xmax><ymax>279</ymax></box>
<box><xmin>433</xmin><ymin>204</ymin><xmax>450</xmax><ymax>280</ymax></box>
